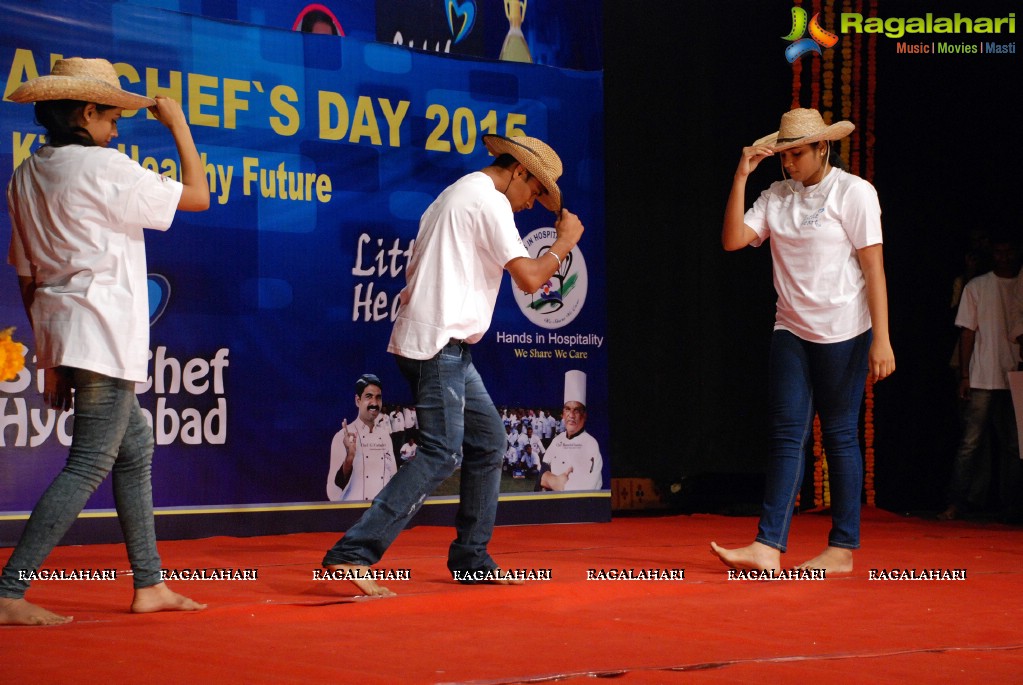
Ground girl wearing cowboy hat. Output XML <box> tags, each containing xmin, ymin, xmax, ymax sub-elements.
<box><xmin>1</xmin><ymin>58</ymin><xmax>209</xmax><ymax>625</ymax></box>
<box><xmin>712</xmin><ymin>108</ymin><xmax>895</xmax><ymax>575</ymax></box>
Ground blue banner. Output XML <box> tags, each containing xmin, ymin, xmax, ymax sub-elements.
<box><xmin>143</xmin><ymin>0</ymin><xmax>603</xmax><ymax>70</ymax></box>
<box><xmin>0</xmin><ymin>1</ymin><xmax>607</xmax><ymax>518</ymax></box>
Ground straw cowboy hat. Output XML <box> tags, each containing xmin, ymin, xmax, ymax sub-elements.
<box><xmin>483</xmin><ymin>134</ymin><xmax>563</xmax><ymax>213</ymax></box>
<box><xmin>753</xmin><ymin>108</ymin><xmax>854</xmax><ymax>151</ymax></box>
<box><xmin>8</xmin><ymin>57</ymin><xmax>155</xmax><ymax>110</ymax></box>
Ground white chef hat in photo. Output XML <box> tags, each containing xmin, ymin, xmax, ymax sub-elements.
<box><xmin>564</xmin><ymin>370</ymin><xmax>586</xmax><ymax>407</ymax></box>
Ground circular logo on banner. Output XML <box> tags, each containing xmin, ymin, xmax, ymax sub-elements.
<box><xmin>514</xmin><ymin>227</ymin><xmax>588</xmax><ymax>329</ymax></box>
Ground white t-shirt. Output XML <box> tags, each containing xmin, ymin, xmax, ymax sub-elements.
<box><xmin>744</xmin><ymin>168</ymin><xmax>883</xmax><ymax>343</ymax></box>
<box><xmin>388</xmin><ymin>172</ymin><xmax>529</xmax><ymax>360</ymax></box>
<box><xmin>955</xmin><ymin>272</ymin><xmax>1020</xmax><ymax>390</ymax></box>
<box><xmin>8</xmin><ymin>145</ymin><xmax>183</xmax><ymax>382</ymax></box>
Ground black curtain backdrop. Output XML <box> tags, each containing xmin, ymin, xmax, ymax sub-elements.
<box><xmin>603</xmin><ymin>1</ymin><xmax>1019</xmax><ymax>513</ymax></box>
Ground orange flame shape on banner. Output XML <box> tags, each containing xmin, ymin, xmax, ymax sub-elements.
<box><xmin>809</xmin><ymin>13</ymin><xmax>839</xmax><ymax>48</ymax></box>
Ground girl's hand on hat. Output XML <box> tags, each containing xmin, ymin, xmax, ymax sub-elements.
<box><xmin>148</xmin><ymin>96</ymin><xmax>188</xmax><ymax>131</ymax></box>
<box><xmin>737</xmin><ymin>145</ymin><xmax>774</xmax><ymax>177</ymax></box>
<box><xmin>151</xmin><ymin>96</ymin><xmax>208</xmax><ymax>210</ymax></box>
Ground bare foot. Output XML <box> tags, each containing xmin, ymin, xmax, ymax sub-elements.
<box><xmin>130</xmin><ymin>582</ymin><xmax>207</xmax><ymax>614</ymax></box>
<box><xmin>795</xmin><ymin>546</ymin><xmax>853</xmax><ymax>574</ymax></box>
<box><xmin>709</xmin><ymin>541</ymin><xmax>781</xmax><ymax>572</ymax></box>
<box><xmin>325</xmin><ymin>564</ymin><xmax>395</xmax><ymax>597</ymax></box>
<box><xmin>936</xmin><ymin>505</ymin><xmax>959</xmax><ymax>521</ymax></box>
<box><xmin>0</xmin><ymin>597</ymin><xmax>73</xmax><ymax>626</ymax></box>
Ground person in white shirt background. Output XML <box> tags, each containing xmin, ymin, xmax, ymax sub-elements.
<box><xmin>398</xmin><ymin>435</ymin><xmax>418</xmax><ymax>466</ymax></box>
<box><xmin>939</xmin><ymin>235</ymin><xmax>1022</xmax><ymax>523</ymax></box>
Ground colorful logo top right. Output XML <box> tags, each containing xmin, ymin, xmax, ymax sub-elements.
<box><xmin>783</xmin><ymin>6</ymin><xmax>840</xmax><ymax>62</ymax></box>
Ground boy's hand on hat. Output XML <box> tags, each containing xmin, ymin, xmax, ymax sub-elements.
<box><xmin>555</xmin><ymin>209</ymin><xmax>584</xmax><ymax>245</ymax></box>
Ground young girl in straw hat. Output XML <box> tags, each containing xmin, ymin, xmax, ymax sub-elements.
<box><xmin>1</xmin><ymin>57</ymin><xmax>210</xmax><ymax>625</ymax></box>
<box><xmin>711</xmin><ymin>108</ymin><xmax>895</xmax><ymax>575</ymax></box>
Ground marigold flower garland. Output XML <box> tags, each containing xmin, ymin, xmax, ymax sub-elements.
<box><xmin>812</xmin><ymin>415</ymin><xmax>831</xmax><ymax>508</ymax></box>
<box><xmin>0</xmin><ymin>327</ymin><xmax>27</xmax><ymax>382</ymax></box>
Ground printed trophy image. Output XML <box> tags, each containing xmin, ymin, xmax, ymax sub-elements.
<box><xmin>500</xmin><ymin>0</ymin><xmax>532</xmax><ymax>62</ymax></box>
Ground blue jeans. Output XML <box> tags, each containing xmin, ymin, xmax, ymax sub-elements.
<box><xmin>0</xmin><ymin>369</ymin><xmax>163</xmax><ymax>598</ymax></box>
<box><xmin>756</xmin><ymin>330</ymin><xmax>871</xmax><ymax>553</ymax></box>
<box><xmin>323</xmin><ymin>341</ymin><xmax>506</xmax><ymax>573</ymax></box>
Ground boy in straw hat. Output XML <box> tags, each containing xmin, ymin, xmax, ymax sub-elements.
<box><xmin>712</xmin><ymin>108</ymin><xmax>895</xmax><ymax>575</ymax></box>
<box><xmin>1</xmin><ymin>58</ymin><xmax>209</xmax><ymax>625</ymax></box>
<box><xmin>322</xmin><ymin>134</ymin><xmax>584</xmax><ymax>595</ymax></box>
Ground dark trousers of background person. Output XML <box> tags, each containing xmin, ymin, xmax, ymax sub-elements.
<box><xmin>948</xmin><ymin>389</ymin><xmax>1022</xmax><ymax>522</ymax></box>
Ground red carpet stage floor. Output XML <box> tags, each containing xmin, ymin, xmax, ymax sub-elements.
<box><xmin>3</xmin><ymin>508</ymin><xmax>1022</xmax><ymax>684</ymax></box>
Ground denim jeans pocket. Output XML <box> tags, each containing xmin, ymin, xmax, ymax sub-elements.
<box><xmin>438</xmin><ymin>339</ymin><xmax>466</xmax><ymax>361</ymax></box>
